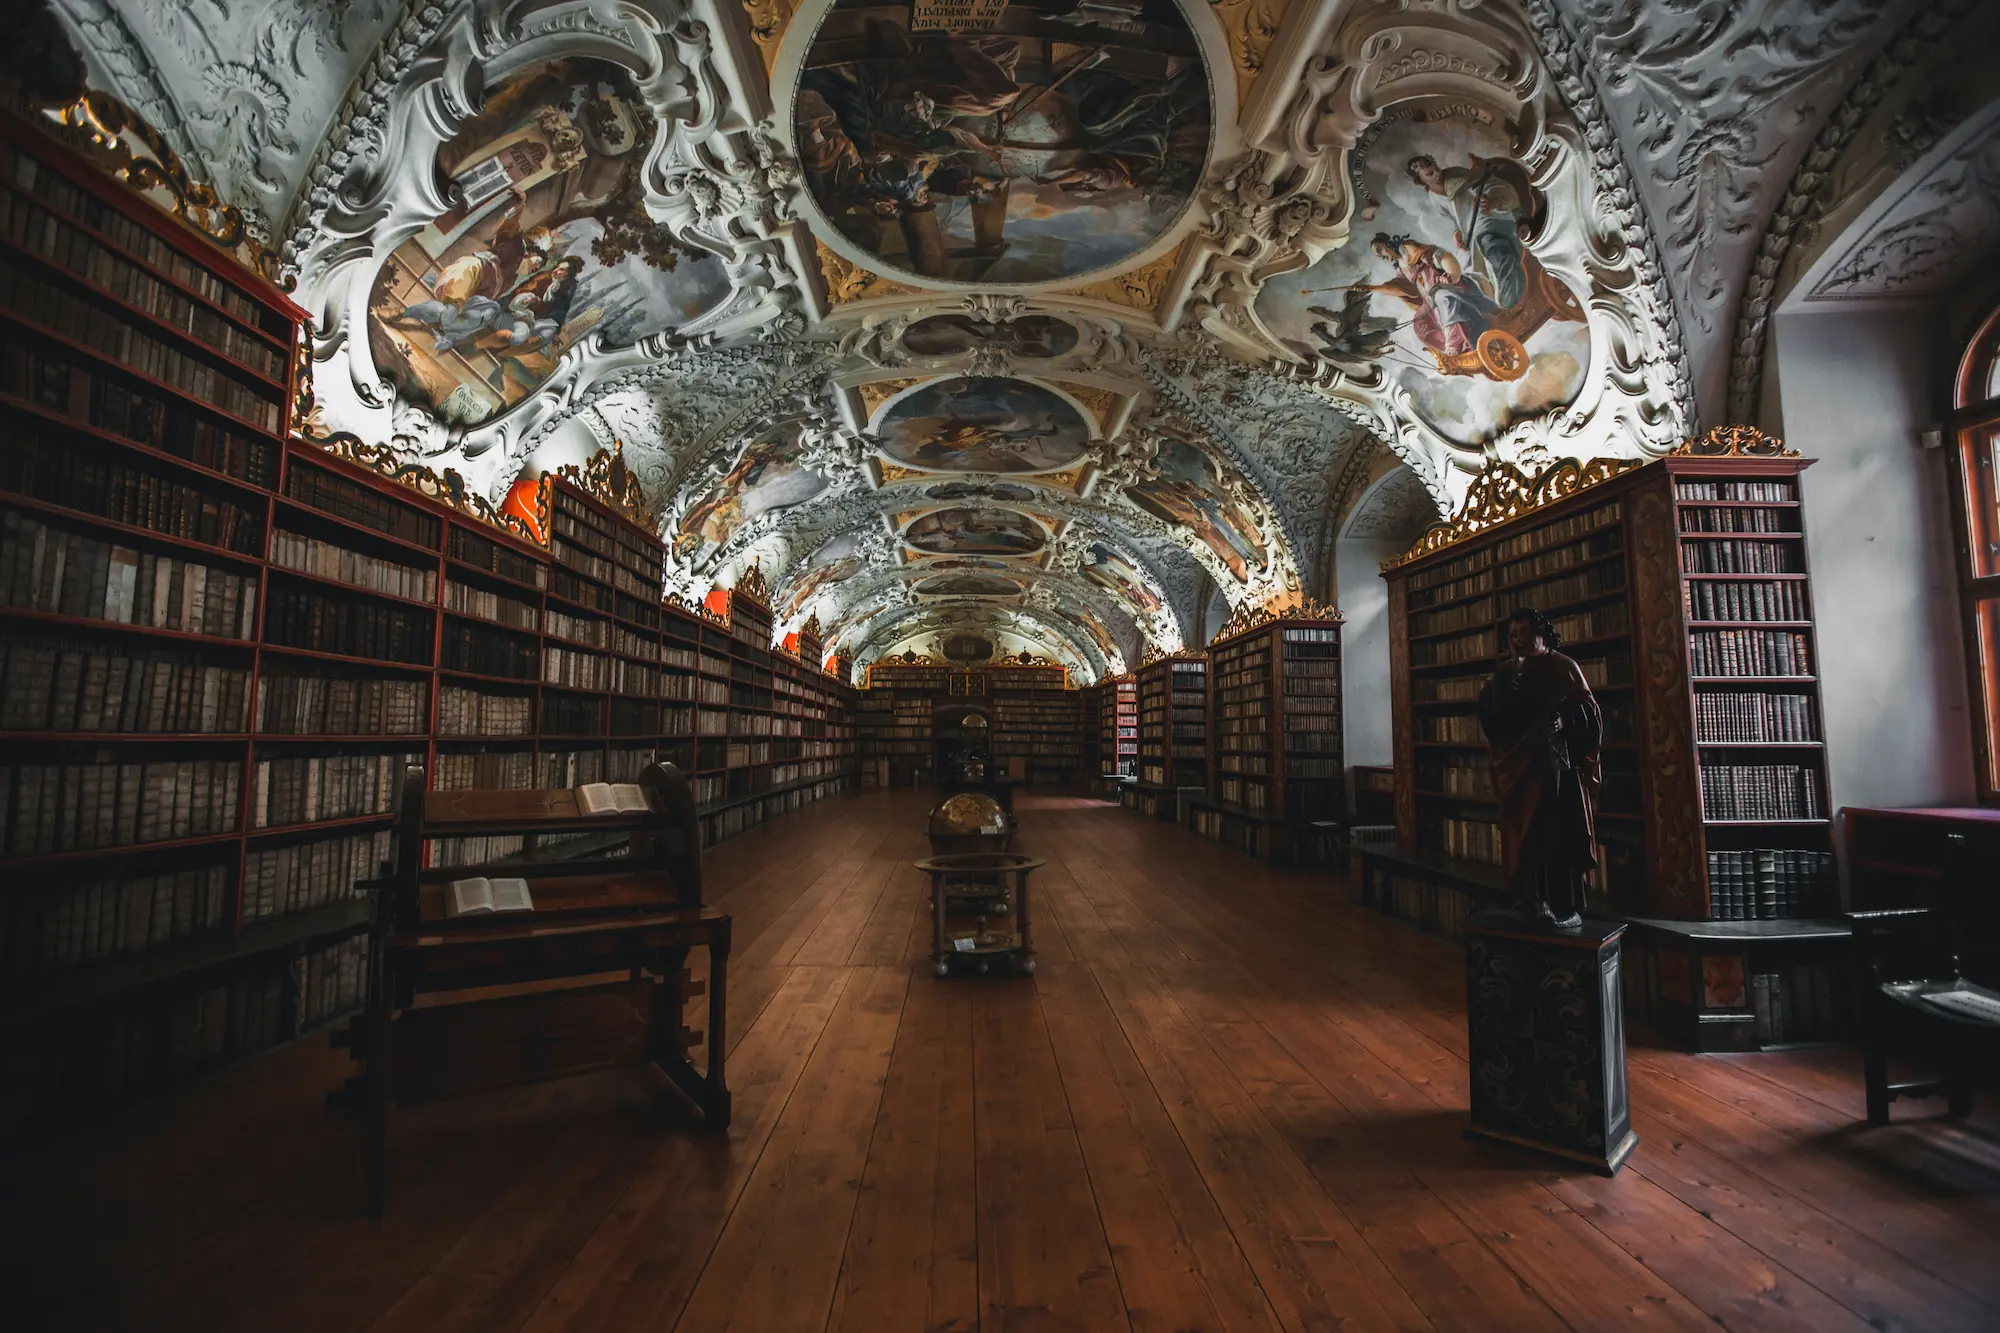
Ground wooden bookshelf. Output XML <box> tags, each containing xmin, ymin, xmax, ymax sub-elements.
<box><xmin>852</xmin><ymin>663</ymin><xmax>1076</xmax><ymax>787</ymax></box>
<box><xmin>1187</xmin><ymin>612</ymin><xmax>1343</xmax><ymax>863</ymax></box>
<box><xmin>0</xmin><ymin>108</ymin><xmax>858</xmax><ymax>1124</ymax></box>
<box><xmin>1130</xmin><ymin>654</ymin><xmax>1207</xmax><ymax>819</ymax></box>
<box><xmin>990</xmin><ymin>679</ymin><xmax>1081</xmax><ymax>785</ymax></box>
<box><xmin>1376</xmin><ymin>441</ymin><xmax>1841</xmax><ymax>1050</ymax></box>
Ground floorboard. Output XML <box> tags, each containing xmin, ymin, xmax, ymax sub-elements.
<box><xmin>6</xmin><ymin>789</ymin><xmax>1996</xmax><ymax>1333</ymax></box>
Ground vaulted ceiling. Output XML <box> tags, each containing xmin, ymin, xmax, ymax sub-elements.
<box><xmin>39</xmin><ymin>0</ymin><xmax>1995</xmax><ymax>675</ymax></box>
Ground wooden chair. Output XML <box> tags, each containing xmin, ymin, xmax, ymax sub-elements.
<box><xmin>328</xmin><ymin>761</ymin><xmax>730</xmax><ymax>1213</ymax></box>
<box><xmin>1852</xmin><ymin>832</ymin><xmax>2000</xmax><ymax>1124</ymax></box>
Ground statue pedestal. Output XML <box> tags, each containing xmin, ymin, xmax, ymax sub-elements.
<box><xmin>1464</xmin><ymin>910</ymin><xmax>1637</xmax><ymax>1176</ymax></box>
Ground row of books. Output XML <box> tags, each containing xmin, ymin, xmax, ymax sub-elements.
<box><xmin>449</xmin><ymin>525</ymin><xmax>545</xmax><ymax>587</ymax></box>
<box><xmin>545</xmin><ymin>606</ymin><xmax>611</xmax><ymax>648</ymax></box>
<box><xmin>286</xmin><ymin>462</ymin><xmax>441</xmax><ymax>551</ymax></box>
<box><xmin>614</xmin><ymin>624</ymin><xmax>660</xmax><ymax>661</ymax></box>
<box><xmin>270</xmin><ymin>529</ymin><xmax>433</xmax><ymax>602</ymax></box>
<box><xmin>1550</xmin><ymin>601</ymin><xmax>1629</xmax><ymax>646</ymax></box>
<box><xmin>1497</xmin><ymin>530</ymin><xmax>1620</xmax><ymax>587</ymax></box>
<box><xmin>4</xmin><ymin>428</ymin><xmax>265</xmax><ymax>553</ymax></box>
<box><xmin>2</xmin><ymin>757</ymin><xmax>240</xmax><ymax>856</ymax></box>
<box><xmin>0</xmin><ymin>256</ymin><xmax>282</xmax><ymax>431</ymax></box>
<box><xmin>1414</xmin><ymin>675</ymin><xmax>1482</xmax><ymax>703</ymax></box>
<box><xmin>1684</xmin><ymin>578</ymin><xmax>1808</xmax><ymax>623</ymax></box>
<box><xmin>1421</xmin><ymin>761</ymin><xmax>1493</xmax><ymax>797</ymax></box>
<box><xmin>441</xmin><ymin>620</ymin><xmax>536</xmax><ymax>679</ymax></box>
<box><xmin>1694</xmin><ymin>691</ymin><xmax>1817</xmax><ymax>743</ymax></box>
<box><xmin>266</xmin><ymin>585</ymin><xmax>431</xmax><ymax>664</ymax></box>
<box><xmin>1681</xmin><ymin>539</ymin><xmax>1800</xmax><ymax>574</ymax></box>
<box><xmin>1574</xmin><ymin>653</ymin><xmax>1631</xmax><ymax>688</ymax></box>
<box><xmin>1414</xmin><ymin>627</ymin><xmax>1494</xmax><ymax>666</ymax></box>
<box><xmin>9</xmin><ymin>151</ymin><xmax>274</xmax><ymax>331</ymax></box>
<box><xmin>433</xmin><ymin>749</ymin><xmax>534</xmax><ymax>790</ymax></box>
<box><xmin>1705</xmin><ymin>849</ymin><xmax>1835</xmax><ymax>919</ymax></box>
<box><xmin>2</xmin><ymin>636</ymin><xmax>250</xmax><ymax>733</ymax></box>
<box><xmin>1676</xmin><ymin>480</ymin><xmax>1794</xmax><ymax>502</ymax></box>
<box><xmin>1689</xmin><ymin>629</ymin><xmax>1811</xmax><ymax>677</ymax></box>
<box><xmin>1421</xmin><ymin>814</ymin><xmax>1502</xmax><ymax>866</ymax></box>
<box><xmin>297</xmin><ymin>934</ymin><xmax>371</xmax><ymax>1031</ymax></box>
<box><xmin>2</xmin><ymin>189</ymin><xmax>286</xmax><ymax>378</ymax></box>
<box><xmin>3</xmin><ymin>511</ymin><xmax>259</xmax><ymax>638</ymax></box>
<box><xmin>250</xmin><ymin>751</ymin><xmax>421</xmax><ymax>828</ymax></box>
<box><xmin>550</xmin><ymin>567</ymin><xmax>612</xmax><ymax>614</ymax></box>
<box><xmin>1</xmin><ymin>342</ymin><xmax>279</xmax><ymax>486</ymax></box>
<box><xmin>1367</xmin><ymin>872</ymin><xmax>1476</xmax><ymax>945</ymax></box>
<box><xmin>1489</xmin><ymin>501</ymin><xmax>1621</xmax><ymax>565</ymax></box>
<box><xmin>241</xmin><ymin>827</ymin><xmax>388</xmax><ymax>923</ymax></box>
<box><xmin>1219</xmin><ymin>776</ymin><xmax>1268</xmax><ymax>810</ymax></box>
<box><xmin>1501</xmin><ymin>558</ymin><xmax>1626</xmax><ymax>615</ymax></box>
<box><xmin>613</xmin><ymin>658</ymin><xmax>672</xmax><ymax>697</ymax></box>
<box><xmin>1219</xmin><ymin>754</ymin><xmax>1266</xmax><ymax>773</ymax></box>
<box><xmin>1750</xmin><ymin>964</ymin><xmax>1845</xmax><ymax>1046</ymax></box>
<box><xmin>548</xmin><ymin>504</ymin><xmax>663</xmax><ymax>585</ymax></box>
<box><xmin>542</xmin><ymin>692</ymin><xmax>603</xmax><ymax>735</ymax></box>
<box><xmin>444</xmin><ymin>577</ymin><xmax>537</xmax><ymax>629</ymax></box>
<box><xmin>1420</xmin><ymin>713</ymin><xmax>1484</xmax><ymax>743</ymax></box>
<box><xmin>436</xmin><ymin>684</ymin><xmax>530</xmax><ymax>737</ymax></box>
<box><xmin>543</xmin><ymin>644</ymin><xmax>611</xmax><ymax>690</ymax></box>
<box><xmin>1284</xmin><ymin>757</ymin><xmax>1346</xmax><ymax>779</ymax></box>
<box><xmin>100</xmin><ymin>972</ymin><xmax>287</xmax><ymax>1096</ymax></box>
<box><xmin>4</xmin><ymin>862</ymin><xmax>228</xmax><ymax>977</ymax></box>
<box><xmin>1678</xmin><ymin>506</ymin><xmax>1795</xmax><ymax>534</ymax></box>
<box><xmin>257</xmin><ymin>671</ymin><xmax>427</xmax><ymax>736</ymax></box>
<box><xmin>1698</xmin><ymin>764</ymin><xmax>1823</xmax><ymax>821</ymax></box>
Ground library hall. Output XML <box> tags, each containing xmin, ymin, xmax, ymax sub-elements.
<box><xmin>5</xmin><ymin>0</ymin><xmax>2000</xmax><ymax>1329</ymax></box>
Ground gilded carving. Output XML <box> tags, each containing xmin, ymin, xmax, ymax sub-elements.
<box><xmin>1385</xmin><ymin>456</ymin><xmax>1644</xmax><ymax>569</ymax></box>
<box><xmin>1209</xmin><ymin>595</ymin><xmax>1342</xmax><ymax>646</ymax></box>
<box><xmin>1058</xmin><ymin>248</ymin><xmax>1181</xmax><ymax>314</ymax></box>
<box><xmin>1671</xmin><ymin>425</ymin><xmax>1797</xmax><ymax>458</ymax></box>
<box><xmin>856</xmin><ymin>378</ymin><xmax>923</xmax><ymax>421</ymax></box>
<box><xmin>817</xmin><ymin>240</ymin><xmax>925</xmax><ymax>306</ymax></box>
<box><xmin>307</xmin><ymin>432</ymin><xmax>544</xmax><ymax>545</ymax></box>
<box><xmin>554</xmin><ymin>441</ymin><xmax>657</xmax><ymax>531</ymax></box>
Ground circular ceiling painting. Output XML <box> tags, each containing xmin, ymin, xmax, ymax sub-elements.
<box><xmin>875</xmin><ymin>377</ymin><xmax>1089</xmax><ymax>473</ymax></box>
<box><xmin>904</xmin><ymin>507</ymin><xmax>1048</xmax><ymax>556</ymax></box>
<box><xmin>792</xmin><ymin>0</ymin><xmax>1212</xmax><ymax>285</ymax></box>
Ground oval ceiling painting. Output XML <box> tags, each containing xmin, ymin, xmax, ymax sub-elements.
<box><xmin>904</xmin><ymin>507</ymin><xmax>1048</xmax><ymax>557</ymax></box>
<box><xmin>368</xmin><ymin>58</ymin><xmax>732</xmax><ymax>426</ymax></box>
<box><xmin>902</xmin><ymin>313</ymin><xmax>1078</xmax><ymax>359</ymax></box>
<box><xmin>915</xmin><ymin>572</ymin><xmax>1023</xmax><ymax>597</ymax></box>
<box><xmin>1251</xmin><ymin>111</ymin><xmax>1590</xmax><ymax>448</ymax></box>
<box><xmin>792</xmin><ymin>0</ymin><xmax>1212</xmax><ymax>284</ymax></box>
<box><xmin>875</xmin><ymin>377</ymin><xmax>1090</xmax><ymax>474</ymax></box>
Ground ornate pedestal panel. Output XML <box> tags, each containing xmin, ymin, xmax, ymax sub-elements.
<box><xmin>1465</xmin><ymin>911</ymin><xmax>1637</xmax><ymax>1176</ymax></box>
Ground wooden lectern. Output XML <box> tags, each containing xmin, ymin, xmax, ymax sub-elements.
<box><xmin>1464</xmin><ymin>910</ymin><xmax>1636</xmax><ymax>1175</ymax></box>
<box><xmin>330</xmin><ymin>761</ymin><xmax>729</xmax><ymax>1213</ymax></box>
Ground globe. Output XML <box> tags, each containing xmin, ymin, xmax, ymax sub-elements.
<box><xmin>930</xmin><ymin>792</ymin><xmax>1009</xmax><ymax>837</ymax></box>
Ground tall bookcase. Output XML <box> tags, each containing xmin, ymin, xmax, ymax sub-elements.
<box><xmin>1192</xmin><ymin>612</ymin><xmax>1344</xmax><ymax>862</ymax></box>
<box><xmin>0</xmin><ymin>110</ymin><xmax>859</xmax><ymax>1124</ymax></box>
<box><xmin>1376</xmin><ymin>442</ymin><xmax>1843</xmax><ymax>1050</ymax></box>
<box><xmin>1104</xmin><ymin>675</ymin><xmax>1137</xmax><ymax>778</ymax></box>
<box><xmin>1130</xmin><ymin>653</ymin><xmax>1207</xmax><ymax>819</ymax></box>
<box><xmin>852</xmin><ymin>663</ymin><xmax>1077</xmax><ymax>787</ymax></box>
<box><xmin>989</xmin><ymin>665</ymin><xmax>1080</xmax><ymax>783</ymax></box>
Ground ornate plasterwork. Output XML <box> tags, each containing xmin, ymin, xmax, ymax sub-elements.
<box><xmin>52</xmin><ymin>0</ymin><xmax>409</xmax><ymax>245</ymax></box>
<box><xmin>1537</xmin><ymin>0</ymin><xmax>1917</xmax><ymax>423</ymax></box>
<box><xmin>1797</xmin><ymin>106</ymin><xmax>2000</xmax><ymax>303</ymax></box>
<box><xmin>289</xmin><ymin>0</ymin><xmax>821</xmax><ymax>491</ymax></box>
<box><xmin>1723</xmin><ymin>0</ymin><xmax>1977</xmax><ymax>422</ymax></box>
<box><xmin>1386</xmin><ymin>452</ymin><xmax>1643</xmax><ymax>569</ymax></box>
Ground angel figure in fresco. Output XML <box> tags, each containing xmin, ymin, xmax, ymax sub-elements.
<box><xmin>1366</xmin><ymin>234</ymin><xmax>1499</xmax><ymax>358</ymax></box>
<box><xmin>1406</xmin><ymin>153</ymin><xmax>1542</xmax><ymax>310</ymax></box>
<box><xmin>385</xmin><ymin>194</ymin><xmax>557</xmax><ymax>355</ymax></box>
<box><xmin>674</xmin><ymin>440</ymin><xmax>786</xmax><ymax>559</ymax></box>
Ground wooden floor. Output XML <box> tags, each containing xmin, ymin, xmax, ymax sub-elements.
<box><xmin>7</xmin><ymin>789</ymin><xmax>1999</xmax><ymax>1333</ymax></box>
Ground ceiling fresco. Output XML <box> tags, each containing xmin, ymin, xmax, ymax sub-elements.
<box><xmin>47</xmin><ymin>0</ymin><xmax>1947</xmax><ymax>675</ymax></box>
<box><xmin>790</xmin><ymin>0</ymin><xmax>1213</xmax><ymax>285</ymax></box>
<box><xmin>870</xmin><ymin>375</ymin><xmax>1091</xmax><ymax>473</ymax></box>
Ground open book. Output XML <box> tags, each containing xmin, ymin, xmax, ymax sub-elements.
<box><xmin>576</xmin><ymin>782</ymin><xmax>652</xmax><ymax>815</ymax></box>
<box><xmin>447</xmin><ymin>876</ymin><xmax>534</xmax><ymax>918</ymax></box>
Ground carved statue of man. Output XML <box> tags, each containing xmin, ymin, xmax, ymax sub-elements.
<box><xmin>1477</xmin><ymin>607</ymin><xmax>1602</xmax><ymax>929</ymax></box>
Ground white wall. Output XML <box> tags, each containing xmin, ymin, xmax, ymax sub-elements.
<box><xmin>1770</xmin><ymin>305</ymin><xmax>1977</xmax><ymax>813</ymax></box>
<box><xmin>1338</xmin><ymin>537</ymin><xmax>1404</xmax><ymax>778</ymax></box>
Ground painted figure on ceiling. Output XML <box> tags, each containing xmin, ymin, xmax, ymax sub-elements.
<box><xmin>1406</xmin><ymin>153</ymin><xmax>1540</xmax><ymax>310</ymax></box>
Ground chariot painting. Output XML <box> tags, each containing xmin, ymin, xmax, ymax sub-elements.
<box><xmin>1081</xmin><ymin>541</ymin><xmax>1162</xmax><ymax>614</ymax></box>
<box><xmin>792</xmin><ymin>0</ymin><xmax>1212</xmax><ymax>284</ymax></box>
<box><xmin>1253</xmin><ymin>112</ymin><xmax>1590</xmax><ymax>447</ymax></box>
<box><xmin>366</xmin><ymin>58</ymin><xmax>733</xmax><ymax>426</ymax></box>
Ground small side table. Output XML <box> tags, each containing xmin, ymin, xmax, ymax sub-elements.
<box><xmin>1464</xmin><ymin>910</ymin><xmax>1636</xmax><ymax>1175</ymax></box>
<box><xmin>915</xmin><ymin>852</ymin><xmax>1043</xmax><ymax>978</ymax></box>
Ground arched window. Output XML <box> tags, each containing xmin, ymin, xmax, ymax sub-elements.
<box><xmin>1951</xmin><ymin>303</ymin><xmax>2000</xmax><ymax>802</ymax></box>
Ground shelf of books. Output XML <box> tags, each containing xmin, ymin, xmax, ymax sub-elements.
<box><xmin>1376</xmin><ymin>442</ymin><xmax>1841</xmax><ymax>1049</ymax></box>
<box><xmin>856</xmin><ymin>663</ymin><xmax>944</xmax><ymax>786</ymax></box>
<box><xmin>1191</xmin><ymin>613</ymin><xmax>1343</xmax><ymax>863</ymax></box>
<box><xmin>989</xmin><ymin>665</ymin><xmax>1079</xmax><ymax>784</ymax></box>
<box><xmin>1129</xmin><ymin>654</ymin><xmax>1207</xmax><ymax>819</ymax></box>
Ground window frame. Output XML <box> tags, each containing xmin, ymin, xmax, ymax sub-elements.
<box><xmin>1948</xmin><ymin>302</ymin><xmax>2000</xmax><ymax>804</ymax></box>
